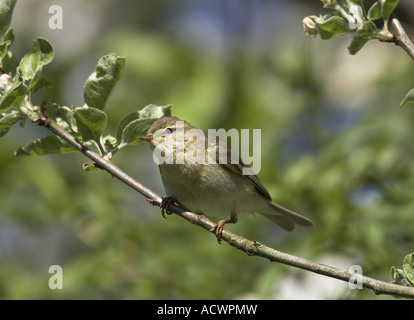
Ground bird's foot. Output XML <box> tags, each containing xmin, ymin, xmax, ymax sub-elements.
<box><xmin>160</xmin><ymin>197</ymin><xmax>187</xmax><ymax>218</ymax></box>
<box><xmin>209</xmin><ymin>213</ymin><xmax>238</xmax><ymax>244</ymax></box>
<box><xmin>209</xmin><ymin>220</ymin><xmax>227</xmax><ymax>244</ymax></box>
<box><xmin>160</xmin><ymin>197</ymin><xmax>176</xmax><ymax>218</ymax></box>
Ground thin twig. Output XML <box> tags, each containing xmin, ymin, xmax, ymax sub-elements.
<box><xmin>38</xmin><ymin>118</ymin><xmax>414</xmax><ymax>299</ymax></box>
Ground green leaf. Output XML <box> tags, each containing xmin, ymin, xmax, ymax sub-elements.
<box><xmin>0</xmin><ymin>81</ymin><xmax>28</xmax><ymax>112</ymax></box>
<box><xmin>400</xmin><ymin>88</ymin><xmax>414</xmax><ymax>108</ymax></box>
<box><xmin>42</xmin><ymin>103</ymin><xmax>74</xmax><ymax>133</ymax></box>
<box><xmin>0</xmin><ymin>40</ymin><xmax>11</xmax><ymax>59</ymax></box>
<box><xmin>19</xmin><ymin>55</ymin><xmax>38</xmax><ymax>80</ymax></box>
<box><xmin>14</xmin><ymin>135</ymin><xmax>77</xmax><ymax>156</ymax></box>
<box><xmin>102</xmin><ymin>135</ymin><xmax>117</xmax><ymax>152</ymax></box>
<box><xmin>1</xmin><ymin>48</ymin><xmax>17</xmax><ymax>73</ymax></box>
<box><xmin>3</xmin><ymin>26</ymin><xmax>14</xmax><ymax>43</ymax></box>
<box><xmin>83</xmin><ymin>162</ymin><xmax>98</xmax><ymax>172</ymax></box>
<box><xmin>348</xmin><ymin>36</ymin><xmax>370</xmax><ymax>55</ymax></box>
<box><xmin>115</xmin><ymin>104</ymin><xmax>171</xmax><ymax>140</ymax></box>
<box><xmin>314</xmin><ymin>16</ymin><xmax>350</xmax><ymax>40</ymax></box>
<box><xmin>321</xmin><ymin>0</ymin><xmax>337</xmax><ymax>9</ymax></box>
<box><xmin>119</xmin><ymin>118</ymin><xmax>156</xmax><ymax>148</ymax></box>
<box><xmin>348</xmin><ymin>0</ymin><xmax>364</xmax><ymax>8</ymax></box>
<box><xmin>367</xmin><ymin>2</ymin><xmax>382</xmax><ymax>21</ymax></box>
<box><xmin>0</xmin><ymin>111</ymin><xmax>22</xmax><ymax>137</ymax></box>
<box><xmin>73</xmin><ymin>106</ymin><xmax>108</xmax><ymax>145</ymax></box>
<box><xmin>0</xmin><ymin>28</ymin><xmax>14</xmax><ymax>59</ymax></box>
<box><xmin>115</xmin><ymin>104</ymin><xmax>171</xmax><ymax>149</ymax></box>
<box><xmin>139</xmin><ymin>103</ymin><xmax>171</xmax><ymax>118</ymax></box>
<box><xmin>381</xmin><ymin>0</ymin><xmax>400</xmax><ymax>29</ymax></box>
<box><xmin>403</xmin><ymin>253</ymin><xmax>414</xmax><ymax>286</ymax></box>
<box><xmin>19</xmin><ymin>37</ymin><xmax>54</xmax><ymax>81</ymax></box>
<box><xmin>390</xmin><ymin>266</ymin><xmax>407</xmax><ymax>285</ymax></box>
<box><xmin>28</xmin><ymin>70</ymin><xmax>52</xmax><ymax>93</ymax></box>
<box><xmin>58</xmin><ymin>106</ymin><xmax>77</xmax><ymax>133</ymax></box>
<box><xmin>83</xmin><ymin>140</ymin><xmax>102</xmax><ymax>155</ymax></box>
<box><xmin>83</xmin><ymin>53</ymin><xmax>125</xmax><ymax>110</ymax></box>
<box><xmin>0</xmin><ymin>0</ymin><xmax>17</xmax><ymax>39</ymax></box>
<box><xmin>357</xmin><ymin>21</ymin><xmax>377</xmax><ymax>38</ymax></box>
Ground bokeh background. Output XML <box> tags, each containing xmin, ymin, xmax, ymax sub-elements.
<box><xmin>1</xmin><ymin>0</ymin><xmax>414</xmax><ymax>299</ymax></box>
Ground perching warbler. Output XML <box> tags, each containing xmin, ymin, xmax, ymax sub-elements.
<box><xmin>138</xmin><ymin>116</ymin><xmax>313</xmax><ymax>243</ymax></box>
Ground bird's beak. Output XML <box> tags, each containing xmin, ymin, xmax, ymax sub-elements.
<box><xmin>137</xmin><ymin>135</ymin><xmax>153</xmax><ymax>142</ymax></box>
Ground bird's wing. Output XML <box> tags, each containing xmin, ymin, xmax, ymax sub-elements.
<box><xmin>210</xmin><ymin>136</ymin><xmax>272</xmax><ymax>200</ymax></box>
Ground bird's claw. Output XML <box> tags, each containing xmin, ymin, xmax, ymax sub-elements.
<box><xmin>160</xmin><ymin>197</ymin><xmax>176</xmax><ymax>218</ymax></box>
<box><xmin>209</xmin><ymin>220</ymin><xmax>226</xmax><ymax>244</ymax></box>
<box><xmin>160</xmin><ymin>197</ymin><xmax>189</xmax><ymax>218</ymax></box>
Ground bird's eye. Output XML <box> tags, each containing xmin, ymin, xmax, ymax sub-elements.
<box><xmin>166</xmin><ymin>127</ymin><xmax>173</xmax><ymax>134</ymax></box>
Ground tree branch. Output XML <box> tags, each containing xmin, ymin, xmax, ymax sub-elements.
<box><xmin>390</xmin><ymin>16</ymin><xmax>414</xmax><ymax>60</ymax></box>
<box><xmin>378</xmin><ymin>0</ymin><xmax>414</xmax><ymax>60</ymax></box>
<box><xmin>39</xmin><ymin>118</ymin><xmax>414</xmax><ymax>299</ymax></box>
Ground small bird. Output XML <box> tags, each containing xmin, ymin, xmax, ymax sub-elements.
<box><xmin>138</xmin><ymin>116</ymin><xmax>313</xmax><ymax>243</ymax></box>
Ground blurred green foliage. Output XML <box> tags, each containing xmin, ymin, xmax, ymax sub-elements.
<box><xmin>1</xmin><ymin>0</ymin><xmax>414</xmax><ymax>299</ymax></box>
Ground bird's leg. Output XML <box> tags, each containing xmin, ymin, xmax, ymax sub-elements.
<box><xmin>160</xmin><ymin>197</ymin><xmax>187</xmax><ymax>218</ymax></box>
<box><xmin>209</xmin><ymin>212</ymin><xmax>238</xmax><ymax>244</ymax></box>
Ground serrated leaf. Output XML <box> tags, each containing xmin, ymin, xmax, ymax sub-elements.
<box><xmin>19</xmin><ymin>37</ymin><xmax>53</xmax><ymax>81</ymax></box>
<box><xmin>73</xmin><ymin>106</ymin><xmax>107</xmax><ymax>145</ymax></box>
<box><xmin>115</xmin><ymin>104</ymin><xmax>171</xmax><ymax>149</ymax></box>
<box><xmin>348</xmin><ymin>36</ymin><xmax>370</xmax><ymax>55</ymax></box>
<box><xmin>83</xmin><ymin>53</ymin><xmax>125</xmax><ymax>110</ymax></box>
<box><xmin>403</xmin><ymin>253</ymin><xmax>414</xmax><ymax>286</ymax></box>
<box><xmin>367</xmin><ymin>2</ymin><xmax>382</xmax><ymax>21</ymax></box>
<box><xmin>0</xmin><ymin>111</ymin><xmax>22</xmax><ymax>137</ymax></box>
<box><xmin>14</xmin><ymin>135</ymin><xmax>77</xmax><ymax>156</ymax></box>
<box><xmin>0</xmin><ymin>0</ymin><xmax>17</xmax><ymax>39</ymax></box>
<box><xmin>382</xmin><ymin>0</ymin><xmax>400</xmax><ymax>29</ymax></box>
<box><xmin>315</xmin><ymin>16</ymin><xmax>350</xmax><ymax>40</ymax></box>
<box><xmin>400</xmin><ymin>88</ymin><xmax>414</xmax><ymax>108</ymax></box>
<box><xmin>0</xmin><ymin>81</ymin><xmax>28</xmax><ymax>112</ymax></box>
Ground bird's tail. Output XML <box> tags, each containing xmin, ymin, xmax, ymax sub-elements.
<box><xmin>261</xmin><ymin>201</ymin><xmax>314</xmax><ymax>232</ymax></box>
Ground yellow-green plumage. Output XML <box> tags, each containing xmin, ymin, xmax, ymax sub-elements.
<box><xmin>140</xmin><ymin>116</ymin><xmax>313</xmax><ymax>237</ymax></box>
